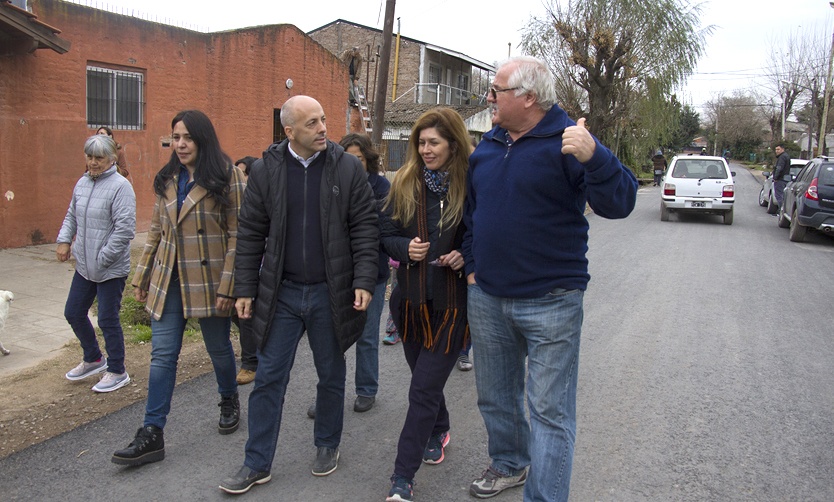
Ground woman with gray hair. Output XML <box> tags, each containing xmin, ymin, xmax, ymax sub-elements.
<box><xmin>57</xmin><ymin>134</ymin><xmax>136</xmax><ymax>393</ymax></box>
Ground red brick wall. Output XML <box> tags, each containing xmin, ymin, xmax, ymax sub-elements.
<box><xmin>0</xmin><ymin>0</ymin><xmax>349</xmax><ymax>248</ymax></box>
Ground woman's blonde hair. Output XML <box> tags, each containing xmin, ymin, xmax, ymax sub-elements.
<box><xmin>386</xmin><ymin>107</ymin><xmax>469</xmax><ymax>228</ymax></box>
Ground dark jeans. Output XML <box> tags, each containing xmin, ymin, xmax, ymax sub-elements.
<box><xmin>244</xmin><ymin>280</ymin><xmax>345</xmax><ymax>473</ymax></box>
<box><xmin>393</xmin><ymin>333</ymin><xmax>459</xmax><ymax>480</ymax></box>
<box><xmin>64</xmin><ymin>271</ymin><xmax>126</xmax><ymax>374</ymax></box>
<box><xmin>232</xmin><ymin>315</ymin><xmax>258</xmax><ymax>371</ymax></box>
<box><xmin>774</xmin><ymin>179</ymin><xmax>787</xmax><ymax>206</ymax></box>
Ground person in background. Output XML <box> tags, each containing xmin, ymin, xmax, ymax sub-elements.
<box><xmin>772</xmin><ymin>144</ymin><xmax>790</xmax><ymax>207</ymax></box>
<box><xmin>339</xmin><ymin>133</ymin><xmax>390</xmax><ymax>412</ymax></box>
<box><xmin>112</xmin><ymin>110</ymin><xmax>245</xmax><ymax>467</ymax></box>
<box><xmin>463</xmin><ymin>56</ymin><xmax>637</xmax><ymax>501</ymax></box>
<box><xmin>383</xmin><ymin>260</ymin><xmax>402</xmax><ymax>346</ymax></box>
<box><xmin>340</xmin><ymin>46</ymin><xmax>363</xmax><ymax>107</ymax></box>
<box><xmin>219</xmin><ymin>95</ymin><xmax>378</xmax><ymax>495</ymax></box>
<box><xmin>455</xmin><ymin>135</ymin><xmax>481</xmax><ymax>373</ymax></box>
<box><xmin>58</xmin><ymin>134</ymin><xmax>136</xmax><ymax>393</ymax></box>
<box><xmin>381</xmin><ymin>107</ymin><xmax>471</xmax><ymax>502</ymax></box>
<box><xmin>96</xmin><ymin>126</ymin><xmax>130</xmax><ymax>179</ymax></box>
<box><xmin>233</xmin><ymin>155</ymin><xmax>259</xmax><ymax>385</ymax></box>
<box><xmin>651</xmin><ymin>149</ymin><xmax>667</xmax><ymax>186</ymax></box>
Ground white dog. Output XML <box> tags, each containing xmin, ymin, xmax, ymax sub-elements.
<box><xmin>0</xmin><ymin>290</ymin><xmax>14</xmax><ymax>355</ymax></box>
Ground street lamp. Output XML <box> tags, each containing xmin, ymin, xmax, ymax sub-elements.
<box><xmin>818</xmin><ymin>2</ymin><xmax>834</xmax><ymax>157</ymax></box>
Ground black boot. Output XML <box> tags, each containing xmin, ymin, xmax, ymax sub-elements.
<box><xmin>218</xmin><ymin>392</ymin><xmax>240</xmax><ymax>435</ymax></box>
<box><xmin>112</xmin><ymin>425</ymin><xmax>165</xmax><ymax>466</ymax></box>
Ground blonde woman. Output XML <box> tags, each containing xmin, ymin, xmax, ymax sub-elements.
<box><xmin>381</xmin><ymin>107</ymin><xmax>470</xmax><ymax>501</ymax></box>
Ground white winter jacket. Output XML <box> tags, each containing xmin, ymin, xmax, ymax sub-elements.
<box><xmin>57</xmin><ymin>165</ymin><xmax>136</xmax><ymax>282</ymax></box>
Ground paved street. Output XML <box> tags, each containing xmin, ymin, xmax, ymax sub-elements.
<box><xmin>2</xmin><ymin>164</ymin><xmax>833</xmax><ymax>501</ymax></box>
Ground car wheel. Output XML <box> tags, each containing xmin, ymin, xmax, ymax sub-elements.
<box><xmin>777</xmin><ymin>205</ymin><xmax>790</xmax><ymax>228</ymax></box>
<box><xmin>758</xmin><ymin>187</ymin><xmax>767</xmax><ymax>207</ymax></box>
<box><xmin>766</xmin><ymin>194</ymin><xmax>778</xmax><ymax>214</ymax></box>
<box><xmin>723</xmin><ymin>207</ymin><xmax>733</xmax><ymax>225</ymax></box>
<box><xmin>660</xmin><ymin>202</ymin><xmax>669</xmax><ymax>222</ymax></box>
<box><xmin>789</xmin><ymin>208</ymin><xmax>807</xmax><ymax>242</ymax></box>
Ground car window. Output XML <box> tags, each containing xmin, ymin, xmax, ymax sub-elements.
<box><xmin>801</xmin><ymin>164</ymin><xmax>817</xmax><ymax>183</ymax></box>
<box><xmin>672</xmin><ymin>159</ymin><xmax>726</xmax><ymax>179</ymax></box>
<box><xmin>819</xmin><ymin>164</ymin><xmax>834</xmax><ymax>185</ymax></box>
<box><xmin>672</xmin><ymin>161</ymin><xmax>689</xmax><ymax>178</ymax></box>
<box><xmin>795</xmin><ymin>164</ymin><xmax>812</xmax><ymax>183</ymax></box>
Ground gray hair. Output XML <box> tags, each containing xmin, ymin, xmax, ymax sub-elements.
<box><xmin>84</xmin><ymin>134</ymin><xmax>118</xmax><ymax>163</ymax></box>
<box><xmin>497</xmin><ymin>56</ymin><xmax>558</xmax><ymax>112</ymax></box>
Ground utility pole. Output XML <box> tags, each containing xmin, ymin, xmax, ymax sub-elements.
<box><xmin>371</xmin><ymin>0</ymin><xmax>396</xmax><ymax>145</ymax></box>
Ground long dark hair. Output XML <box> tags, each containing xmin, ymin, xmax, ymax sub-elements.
<box><xmin>154</xmin><ymin>110</ymin><xmax>232</xmax><ymax>206</ymax></box>
<box><xmin>339</xmin><ymin>133</ymin><xmax>381</xmax><ymax>174</ymax></box>
<box><xmin>234</xmin><ymin>156</ymin><xmax>258</xmax><ymax>177</ymax></box>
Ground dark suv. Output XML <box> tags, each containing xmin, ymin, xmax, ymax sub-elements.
<box><xmin>776</xmin><ymin>157</ymin><xmax>834</xmax><ymax>242</ymax></box>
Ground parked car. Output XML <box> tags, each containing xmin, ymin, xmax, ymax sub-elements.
<box><xmin>776</xmin><ymin>157</ymin><xmax>834</xmax><ymax>242</ymax></box>
<box><xmin>660</xmin><ymin>155</ymin><xmax>736</xmax><ymax>225</ymax></box>
<box><xmin>759</xmin><ymin>159</ymin><xmax>807</xmax><ymax>213</ymax></box>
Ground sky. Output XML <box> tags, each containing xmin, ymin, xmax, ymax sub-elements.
<box><xmin>67</xmin><ymin>0</ymin><xmax>834</xmax><ymax>115</ymax></box>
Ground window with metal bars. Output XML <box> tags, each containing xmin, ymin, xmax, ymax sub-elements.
<box><xmin>86</xmin><ymin>66</ymin><xmax>144</xmax><ymax>130</ymax></box>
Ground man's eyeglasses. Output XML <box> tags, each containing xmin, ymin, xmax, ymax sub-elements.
<box><xmin>488</xmin><ymin>86</ymin><xmax>521</xmax><ymax>99</ymax></box>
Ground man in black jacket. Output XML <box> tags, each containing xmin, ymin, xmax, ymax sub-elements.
<box><xmin>773</xmin><ymin>144</ymin><xmax>790</xmax><ymax>206</ymax></box>
<box><xmin>220</xmin><ymin>95</ymin><xmax>378</xmax><ymax>495</ymax></box>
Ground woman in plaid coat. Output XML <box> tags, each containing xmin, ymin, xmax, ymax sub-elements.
<box><xmin>112</xmin><ymin>110</ymin><xmax>246</xmax><ymax>467</ymax></box>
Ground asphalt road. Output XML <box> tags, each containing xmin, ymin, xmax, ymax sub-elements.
<box><xmin>3</xmin><ymin>164</ymin><xmax>833</xmax><ymax>501</ymax></box>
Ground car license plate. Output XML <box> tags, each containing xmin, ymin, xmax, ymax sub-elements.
<box><xmin>689</xmin><ymin>201</ymin><xmax>707</xmax><ymax>208</ymax></box>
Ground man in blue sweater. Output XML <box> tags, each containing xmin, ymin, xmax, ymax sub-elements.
<box><xmin>462</xmin><ymin>56</ymin><xmax>637</xmax><ymax>501</ymax></box>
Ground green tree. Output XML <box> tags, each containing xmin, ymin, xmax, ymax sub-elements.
<box><xmin>520</xmin><ymin>0</ymin><xmax>713</xmax><ymax>149</ymax></box>
<box><xmin>671</xmin><ymin>103</ymin><xmax>700</xmax><ymax>152</ymax></box>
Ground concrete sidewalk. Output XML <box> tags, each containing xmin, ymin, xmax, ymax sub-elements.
<box><xmin>0</xmin><ymin>233</ymin><xmax>147</xmax><ymax>379</ymax></box>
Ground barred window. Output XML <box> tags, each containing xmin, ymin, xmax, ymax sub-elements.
<box><xmin>86</xmin><ymin>66</ymin><xmax>144</xmax><ymax>130</ymax></box>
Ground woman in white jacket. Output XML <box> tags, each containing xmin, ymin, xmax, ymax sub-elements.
<box><xmin>57</xmin><ymin>134</ymin><xmax>136</xmax><ymax>393</ymax></box>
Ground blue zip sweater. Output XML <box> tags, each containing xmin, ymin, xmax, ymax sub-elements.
<box><xmin>462</xmin><ymin>105</ymin><xmax>637</xmax><ymax>298</ymax></box>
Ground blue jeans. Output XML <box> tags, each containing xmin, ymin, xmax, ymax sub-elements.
<box><xmin>244</xmin><ymin>280</ymin><xmax>346</xmax><ymax>473</ymax></box>
<box><xmin>468</xmin><ymin>284</ymin><xmax>584</xmax><ymax>502</ymax></box>
<box><xmin>64</xmin><ymin>272</ymin><xmax>126</xmax><ymax>374</ymax></box>
<box><xmin>354</xmin><ymin>281</ymin><xmax>386</xmax><ymax>397</ymax></box>
<box><xmin>144</xmin><ymin>279</ymin><xmax>237</xmax><ymax>430</ymax></box>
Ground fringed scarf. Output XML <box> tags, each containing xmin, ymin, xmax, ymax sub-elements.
<box><xmin>397</xmin><ymin>180</ymin><xmax>468</xmax><ymax>354</ymax></box>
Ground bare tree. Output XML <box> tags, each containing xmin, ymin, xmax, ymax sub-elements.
<box><xmin>521</xmin><ymin>0</ymin><xmax>713</xmax><ymax>147</ymax></box>
<box><xmin>704</xmin><ymin>92</ymin><xmax>767</xmax><ymax>157</ymax></box>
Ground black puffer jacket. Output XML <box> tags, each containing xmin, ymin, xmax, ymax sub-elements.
<box><xmin>234</xmin><ymin>139</ymin><xmax>378</xmax><ymax>352</ymax></box>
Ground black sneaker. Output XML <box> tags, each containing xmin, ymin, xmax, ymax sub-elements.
<box><xmin>422</xmin><ymin>430</ymin><xmax>450</xmax><ymax>464</ymax></box>
<box><xmin>112</xmin><ymin>425</ymin><xmax>165</xmax><ymax>466</ymax></box>
<box><xmin>218</xmin><ymin>393</ymin><xmax>240</xmax><ymax>435</ymax></box>
<box><xmin>385</xmin><ymin>474</ymin><xmax>414</xmax><ymax>501</ymax></box>
<box><xmin>354</xmin><ymin>395</ymin><xmax>375</xmax><ymax>412</ymax></box>
<box><xmin>219</xmin><ymin>466</ymin><xmax>272</xmax><ymax>494</ymax></box>
<box><xmin>311</xmin><ymin>446</ymin><xmax>339</xmax><ymax>476</ymax></box>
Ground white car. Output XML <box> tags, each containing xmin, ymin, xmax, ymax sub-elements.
<box><xmin>660</xmin><ymin>155</ymin><xmax>736</xmax><ymax>225</ymax></box>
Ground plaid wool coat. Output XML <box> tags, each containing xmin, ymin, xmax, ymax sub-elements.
<box><xmin>132</xmin><ymin>166</ymin><xmax>246</xmax><ymax>320</ymax></box>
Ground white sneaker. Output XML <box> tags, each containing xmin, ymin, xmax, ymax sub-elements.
<box><xmin>92</xmin><ymin>371</ymin><xmax>130</xmax><ymax>393</ymax></box>
<box><xmin>65</xmin><ymin>359</ymin><xmax>107</xmax><ymax>381</ymax></box>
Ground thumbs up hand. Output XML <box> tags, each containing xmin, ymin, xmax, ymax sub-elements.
<box><xmin>561</xmin><ymin>117</ymin><xmax>596</xmax><ymax>163</ymax></box>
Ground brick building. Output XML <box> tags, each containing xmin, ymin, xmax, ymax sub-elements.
<box><xmin>0</xmin><ymin>0</ymin><xmax>352</xmax><ymax>249</ymax></box>
<box><xmin>308</xmin><ymin>19</ymin><xmax>495</xmax><ymax>170</ymax></box>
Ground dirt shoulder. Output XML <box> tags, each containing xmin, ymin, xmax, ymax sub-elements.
<box><xmin>0</xmin><ymin>337</ymin><xmax>216</xmax><ymax>459</ymax></box>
